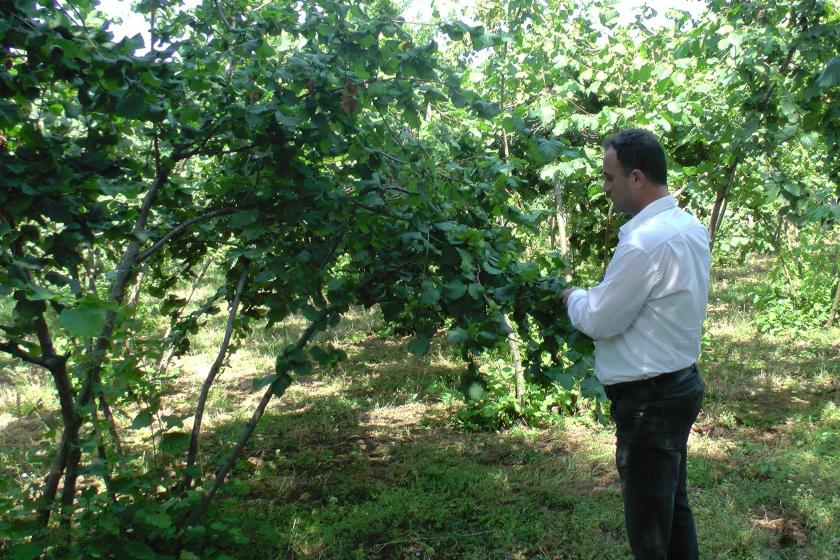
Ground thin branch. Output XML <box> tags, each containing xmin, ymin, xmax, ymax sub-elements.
<box><xmin>98</xmin><ymin>393</ymin><xmax>123</xmax><ymax>456</ymax></box>
<box><xmin>249</xmin><ymin>0</ymin><xmax>274</xmax><ymax>12</ymax></box>
<box><xmin>158</xmin><ymin>261</ymin><xmax>217</xmax><ymax>374</ymax></box>
<box><xmin>0</xmin><ymin>342</ymin><xmax>51</xmax><ymax>369</ymax></box>
<box><xmin>135</xmin><ymin>206</ymin><xmax>239</xmax><ymax>264</ymax></box>
<box><xmin>181</xmin><ymin>270</ymin><xmax>248</xmax><ymax>492</ymax></box>
<box><xmin>182</xmin><ymin>305</ymin><xmax>339</xmax><ymax>527</ymax></box>
<box><xmin>91</xmin><ymin>403</ymin><xmax>116</xmax><ymax>502</ymax></box>
<box><xmin>174</xmin><ymin>120</ymin><xmax>222</xmax><ymax>161</ymax></box>
<box><xmin>213</xmin><ymin>0</ymin><xmax>232</xmax><ymax>30</ymax></box>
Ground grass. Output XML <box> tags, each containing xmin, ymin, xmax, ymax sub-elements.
<box><xmin>1</xmin><ymin>260</ymin><xmax>838</xmax><ymax>559</ymax></box>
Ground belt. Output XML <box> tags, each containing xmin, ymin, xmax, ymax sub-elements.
<box><xmin>604</xmin><ymin>364</ymin><xmax>698</xmax><ymax>399</ymax></box>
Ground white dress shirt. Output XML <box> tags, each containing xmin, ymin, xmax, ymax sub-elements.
<box><xmin>566</xmin><ymin>196</ymin><xmax>711</xmax><ymax>385</ymax></box>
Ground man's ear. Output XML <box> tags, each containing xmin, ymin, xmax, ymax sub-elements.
<box><xmin>630</xmin><ymin>169</ymin><xmax>645</xmax><ymax>189</ymax></box>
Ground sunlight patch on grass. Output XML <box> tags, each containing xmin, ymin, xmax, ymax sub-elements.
<box><xmin>0</xmin><ymin>367</ymin><xmax>57</xmax><ymax>418</ymax></box>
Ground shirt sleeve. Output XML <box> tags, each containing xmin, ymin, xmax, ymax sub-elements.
<box><xmin>566</xmin><ymin>243</ymin><xmax>660</xmax><ymax>339</ymax></box>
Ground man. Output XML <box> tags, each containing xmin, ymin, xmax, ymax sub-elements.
<box><xmin>563</xmin><ymin>129</ymin><xmax>710</xmax><ymax>560</ymax></box>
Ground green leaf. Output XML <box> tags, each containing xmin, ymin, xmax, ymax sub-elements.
<box><xmin>467</xmin><ymin>283</ymin><xmax>484</xmax><ymax>299</ymax></box>
<box><xmin>420</xmin><ymin>287</ymin><xmax>440</xmax><ymax>305</ymax></box>
<box><xmin>477</xmin><ymin>330</ymin><xmax>497</xmax><ymax>346</ymax></box>
<box><xmin>447</xmin><ymin>327</ymin><xmax>468</xmax><ymax>343</ymax></box>
<box><xmin>402</xmin><ymin>108</ymin><xmax>421</xmax><ymax>129</ymax></box>
<box><xmin>408</xmin><ymin>336</ymin><xmax>430</xmax><ymax>356</ymax></box>
<box><xmin>567</xmin><ymin>359</ymin><xmax>591</xmax><ymax>378</ymax></box>
<box><xmin>799</xmin><ymin>132</ymin><xmax>820</xmax><ymax>149</ymax></box>
<box><xmin>310</xmin><ymin>344</ymin><xmax>346</xmax><ymax>366</ymax></box>
<box><xmin>59</xmin><ymin>304</ymin><xmax>107</xmax><ymax>338</ymax></box>
<box><xmin>293</xmin><ymin>359</ymin><xmax>312</xmax><ymax>374</ymax></box>
<box><xmin>131</xmin><ymin>411</ymin><xmax>153</xmax><ymax>429</ymax></box>
<box><xmin>442</xmin><ymin>280</ymin><xmax>467</xmax><ymax>300</ymax></box>
<box><xmin>783</xmin><ymin>182</ymin><xmax>802</xmax><ymax>197</ymax></box>
<box><xmin>229</xmin><ymin>209</ymin><xmax>258</xmax><ymax>228</ymax></box>
<box><xmin>125</xmin><ymin>540</ymin><xmax>156</xmax><ymax>559</ymax></box>
<box><xmin>138</xmin><ymin>509</ymin><xmax>172</xmax><ymax>529</ymax></box>
<box><xmin>469</xmin><ymin>26</ymin><xmax>494</xmax><ymax>49</ymax></box>
<box><xmin>24</xmin><ymin>284</ymin><xmax>55</xmax><ymax>301</ymax></box>
<box><xmin>275</xmin><ymin>110</ymin><xmax>300</xmax><ymax>129</ymax></box>
<box><xmin>160</xmin><ymin>432</ymin><xmax>190</xmax><ymax>453</ymax></box>
<box><xmin>502</xmin><ymin>116</ymin><xmax>518</xmax><ymax>133</ymax></box>
<box><xmin>537</xmin><ymin>138</ymin><xmax>563</xmax><ymax>162</ymax></box>
<box><xmin>300</xmin><ymin>305</ymin><xmax>321</xmax><ymax>321</ymax></box>
<box><xmin>252</xmin><ymin>373</ymin><xmax>276</xmax><ymax>390</ymax></box>
<box><xmin>115</xmin><ymin>93</ymin><xmax>148</xmax><ymax>120</ymax></box>
<box><xmin>493</xmin><ymin>284</ymin><xmax>517</xmax><ymax>303</ymax></box>
<box><xmin>309</xmin><ymin>345</ymin><xmax>330</xmax><ymax>364</ymax></box>
<box><xmin>545</xmin><ymin>368</ymin><xmax>574</xmax><ymax>389</ymax></box>
<box><xmin>98</xmin><ymin>513</ymin><xmax>120</xmax><ymax>534</ymax></box>
<box><xmin>443</xmin><ymin>22</ymin><xmax>467</xmax><ymax>41</ymax></box>
<box><xmin>482</xmin><ymin>261</ymin><xmax>502</xmax><ymax>275</ymax></box>
<box><xmin>817</xmin><ymin>57</ymin><xmax>840</xmax><ymax>89</ymax></box>
<box><xmin>471</xmin><ymin>99</ymin><xmax>499</xmax><ymax>118</ymax></box>
<box><xmin>9</xmin><ymin>542</ymin><xmax>42</xmax><ymax>560</ymax></box>
<box><xmin>271</xmin><ymin>372</ymin><xmax>293</xmax><ymax>397</ymax></box>
<box><xmin>580</xmin><ymin>375</ymin><xmax>608</xmax><ymax>401</ymax></box>
<box><xmin>0</xmin><ymin>101</ymin><xmax>21</xmax><ymax>127</ymax></box>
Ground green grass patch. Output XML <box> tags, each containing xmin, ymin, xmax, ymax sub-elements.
<box><xmin>1</xmin><ymin>260</ymin><xmax>837</xmax><ymax>559</ymax></box>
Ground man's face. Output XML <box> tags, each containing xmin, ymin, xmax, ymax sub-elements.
<box><xmin>602</xmin><ymin>148</ymin><xmax>638</xmax><ymax>215</ymax></box>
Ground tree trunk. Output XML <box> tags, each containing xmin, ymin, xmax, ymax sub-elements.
<box><xmin>708</xmin><ymin>185</ymin><xmax>727</xmax><ymax>251</ymax></box>
<box><xmin>827</xmin><ymin>275</ymin><xmax>840</xmax><ymax>327</ymax></box>
<box><xmin>554</xmin><ymin>180</ymin><xmax>572</xmax><ymax>282</ymax></box>
<box><xmin>47</xmin><ymin>161</ymin><xmax>176</xmax><ymax>528</ymax></box>
<box><xmin>127</xmin><ymin>260</ymin><xmax>149</xmax><ymax>310</ymax></box>
<box><xmin>549</xmin><ymin>214</ymin><xmax>556</xmax><ymax>250</ymax></box>
<box><xmin>496</xmin><ymin>43</ymin><xmax>526</xmax><ymax>406</ymax></box>
<box><xmin>81</xmin><ymin>246</ymin><xmax>124</xmax><ymax>457</ymax></box>
<box><xmin>91</xmin><ymin>403</ymin><xmax>116</xmax><ymax>502</ymax></box>
<box><xmin>498</xmin><ymin>313</ymin><xmax>526</xmax><ymax>405</ymax></box>
<box><xmin>772</xmin><ymin>215</ymin><xmax>798</xmax><ymax>305</ymax></box>
<box><xmin>708</xmin><ymin>162</ymin><xmax>737</xmax><ymax>251</ymax></box>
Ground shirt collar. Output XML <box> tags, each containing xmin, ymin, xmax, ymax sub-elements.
<box><xmin>619</xmin><ymin>195</ymin><xmax>677</xmax><ymax>238</ymax></box>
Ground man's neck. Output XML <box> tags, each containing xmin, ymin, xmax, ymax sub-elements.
<box><xmin>631</xmin><ymin>188</ymin><xmax>669</xmax><ymax>216</ymax></box>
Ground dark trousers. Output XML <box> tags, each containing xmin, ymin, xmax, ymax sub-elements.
<box><xmin>604</xmin><ymin>365</ymin><xmax>704</xmax><ymax>560</ymax></box>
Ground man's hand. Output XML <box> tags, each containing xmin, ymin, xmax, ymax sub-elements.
<box><xmin>563</xmin><ymin>287</ymin><xmax>580</xmax><ymax>307</ymax></box>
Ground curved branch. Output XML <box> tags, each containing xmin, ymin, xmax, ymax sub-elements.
<box><xmin>135</xmin><ymin>206</ymin><xmax>239</xmax><ymax>264</ymax></box>
<box><xmin>0</xmin><ymin>342</ymin><xmax>52</xmax><ymax>369</ymax></box>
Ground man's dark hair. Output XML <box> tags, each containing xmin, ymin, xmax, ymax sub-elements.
<box><xmin>603</xmin><ymin>129</ymin><xmax>667</xmax><ymax>186</ymax></box>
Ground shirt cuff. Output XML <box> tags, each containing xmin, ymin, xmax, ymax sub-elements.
<box><xmin>567</xmin><ymin>288</ymin><xmax>586</xmax><ymax>305</ymax></box>
<box><xmin>566</xmin><ymin>288</ymin><xmax>587</xmax><ymax>328</ymax></box>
